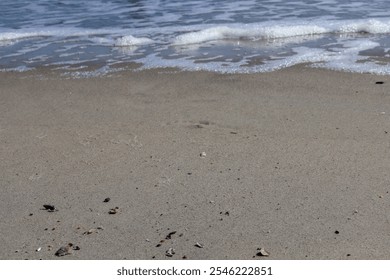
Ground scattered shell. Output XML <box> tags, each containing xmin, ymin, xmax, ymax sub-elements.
<box><xmin>83</xmin><ymin>228</ymin><xmax>98</xmax><ymax>235</ymax></box>
<box><xmin>103</xmin><ymin>197</ymin><xmax>110</xmax><ymax>203</ymax></box>
<box><xmin>36</xmin><ymin>247</ymin><xmax>41</xmax><ymax>252</ymax></box>
<box><xmin>109</xmin><ymin>207</ymin><xmax>119</xmax><ymax>214</ymax></box>
<box><xmin>165</xmin><ymin>248</ymin><xmax>175</xmax><ymax>257</ymax></box>
<box><xmin>43</xmin><ymin>204</ymin><xmax>58</xmax><ymax>212</ymax></box>
<box><xmin>194</xmin><ymin>242</ymin><xmax>203</xmax><ymax>248</ymax></box>
<box><xmin>55</xmin><ymin>243</ymin><xmax>73</xmax><ymax>257</ymax></box>
<box><xmin>165</xmin><ymin>231</ymin><xmax>177</xmax><ymax>240</ymax></box>
<box><xmin>200</xmin><ymin>152</ymin><xmax>206</xmax><ymax>158</ymax></box>
<box><xmin>256</xmin><ymin>248</ymin><xmax>270</xmax><ymax>257</ymax></box>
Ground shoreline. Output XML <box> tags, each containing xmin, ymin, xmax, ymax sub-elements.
<box><xmin>1</xmin><ymin>66</ymin><xmax>390</xmax><ymax>259</ymax></box>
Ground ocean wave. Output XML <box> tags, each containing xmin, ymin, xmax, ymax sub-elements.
<box><xmin>0</xmin><ymin>28</ymin><xmax>153</xmax><ymax>46</ymax></box>
<box><xmin>173</xmin><ymin>18</ymin><xmax>390</xmax><ymax>45</ymax></box>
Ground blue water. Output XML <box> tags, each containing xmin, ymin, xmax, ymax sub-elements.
<box><xmin>1</xmin><ymin>0</ymin><xmax>390</xmax><ymax>76</ymax></box>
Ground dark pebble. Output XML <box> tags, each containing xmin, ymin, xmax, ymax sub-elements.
<box><xmin>335</xmin><ymin>230</ymin><xmax>340</xmax><ymax>234</ymax></box>
<box><xmin>29</xmin><ymin>213</ymin><xmax>33</xmax><ymax>216</ymax></box>
<box><xmin>376</xmin><ymin>81</ymin><xmax>384</xmax><ymax>84</ymax></box>
<box><xmin>103</xmin><ymin>198</ymin><xmax>110</xmax><ymax>203</ymax></box>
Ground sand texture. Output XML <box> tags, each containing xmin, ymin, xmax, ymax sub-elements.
<box><xmin>1</xmin><ymin>66</ymin><xmax>390</xmax><ymax>259</ymax></box>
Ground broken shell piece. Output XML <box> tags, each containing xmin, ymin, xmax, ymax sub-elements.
<box><xmin>43</xmin><ymin>204</ymin><xmax>58</xmax><ymax>212</ymax></box>
<box><xmin>165</xmin><ymin>231</ymin><xmax>177</xmax><ymax>240</ymax></box>
<box><xmin>109</xmin><ymin>207</ymin><xmax>119</xmax><ymax>214</ymax></box>
<box><xmin>194</xmin><ymin>242</ymin><xmax>203</xmax><ymax>248</ymax></box>
<box><xmin>165</xmin><ymin>248</ymin><xmax>175</xmax><ymax>257</ymax></box>
<box><xmin>84</xmin><ymin>228</ymin><xmax>97</xmax><ymax>235</ymax></box>
<box><xmin>36</xmin><ymin>247</ymin><xmax>41</xmax><ymax>252</ymax></box>
<box><xmin>256</xmin><ymin>248</ymin><xmax>270</xmax><ymax>257</ymax></box>
<box><xmin>200</xmin><ymin>152</ymin><xmax>206</xmax><ymax>158</ymax></box>
<box><xmin>55</xmin><ymin>243</ymin><xmax>73</xmax><ymax>257</ymax></box>
<box><xmin>83</xmin><ymin>227</ymin><xmax>104</xmax><ymax>235</ymax></box>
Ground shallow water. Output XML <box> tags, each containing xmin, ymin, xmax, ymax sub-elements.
<box><xmin>1</xmin><ymin>0</ymin><xmax>390</xmax><ymax>76</ymax></box>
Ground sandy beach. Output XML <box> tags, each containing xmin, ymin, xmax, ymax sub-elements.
<box><xmin>1</xmin><ymin>66</ymin><xmax>390</xmax><ymax>260</ymax></box>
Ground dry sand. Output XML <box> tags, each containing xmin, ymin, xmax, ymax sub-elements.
<box><xmin>1</xmin><ymin>66</ymin><xmax>390</xmax><ymax>259</ymax></box>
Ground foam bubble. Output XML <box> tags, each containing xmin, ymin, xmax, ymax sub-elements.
<box><xmin>114</xmin><ymin>35</ymin><xmax>154</xmax><ymax>46</ymax></box>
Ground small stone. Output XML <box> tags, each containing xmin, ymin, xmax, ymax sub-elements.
<box><xmin>36</xmin><ymin>247</ymin><xmax>41</xmax><ymax>252</ymax></box>
<box><xmin>194</xmin><ymin>242</ymin><xmax>203</xmax><ymax>248</ymax></box>
<box><xmin>200</xmin><ymin>152</ymin><xmax>207</xmax><ymax>158</ymax></box>
<box><xmin>29</xmin><ymin>213</ymin><xmax>33</xmax><ymax>216</ymax></box>
<box><xmin>335</xmin><ymin>230</ymin><xmax>340</xmax><ymax>234</ymax></box>
<box><xmin>165</xmin><ymin>248</ymin><xmax>175</xmax><ymax>257</ymax></box>
<box><xmin>182</xmin><ymin>255</ymin><xmax>188</xmax><ymax>259</ymax></box>
<box><xmin>256</xmin><ymin>248</ymin><xmax>270</xmax><ymax>257</ymax></box>
<box><xmin>376</xmin><ymin>81</ymin><xmax>384</xmax><ymax>84</ymax></box>
<box><xmin>103</xmin><ymin>198</ymin><xmax>111</xmax><ymax>203</ymax></box>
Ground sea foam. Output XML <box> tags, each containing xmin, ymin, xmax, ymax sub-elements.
<box><xmin>173</xmin><ymin>19</ymin><xmax>390</xmax><ymax>46</ymax></box>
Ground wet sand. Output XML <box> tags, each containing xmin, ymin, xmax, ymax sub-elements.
<box><xmin>1</xmin><ymin>66</ymin><xmax>390</xmax><ymax>259</ymax></box>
